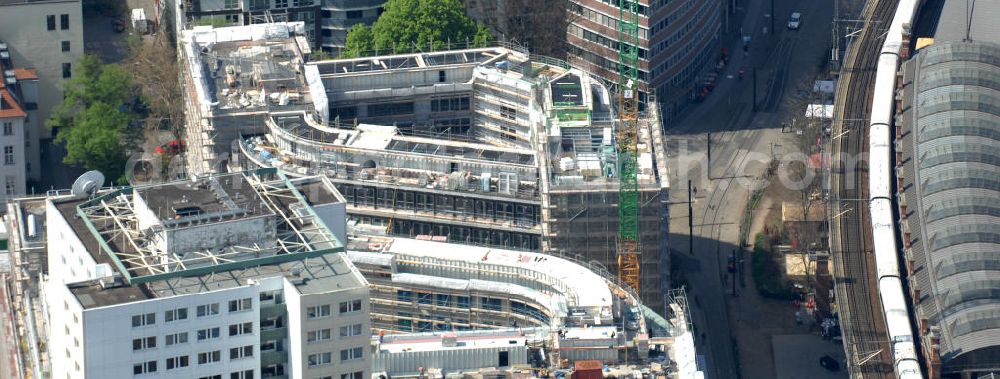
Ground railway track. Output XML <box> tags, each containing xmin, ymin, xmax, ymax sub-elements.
<box><xmin>829</xmin><ymin>0</ymin><xmax>900</xmax><ymax>377</ymax></box>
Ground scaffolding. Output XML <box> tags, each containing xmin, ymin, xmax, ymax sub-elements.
<box><xmin>72</xmin><ymin>169</ymin><xmax>344</xmax><ymax>284</ymax></box>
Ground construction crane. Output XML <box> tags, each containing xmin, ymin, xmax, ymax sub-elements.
<box><xmin>615</xmin><ymin>0</ymin><xmax>642</xmax><ymax>293</ymax></box>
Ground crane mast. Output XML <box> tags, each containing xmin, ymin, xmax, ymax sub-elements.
<box><xmin>616</xmin><ymin>0</ymin><xmax>641</xmax><ymax>293</ymax></box>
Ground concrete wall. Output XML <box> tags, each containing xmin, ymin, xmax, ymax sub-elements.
<box><xmin>313</xmin><ymin>200</ymin><xmax>347</xmax><ymax>244</ymax></box>
<box><xmin>45</xmin><ymin>279</ymin><xmax>86</xmax><ymax>379</ymax></box>
<box><xmin>133</xmin><ymin>190</ymin><xmax>162</xmax><ymax>231</ymax></box>
<box><xmin>287</xmin><ymin>281</ymin><xmax>371</xmax><ymax>378</ymax></box>
<box><xmin>45</xmin><ymin>200</ymin><xmax>98</xmax><ymax>284</ymax></box>
<box><xmin>160</xmin><ymin>214</ymin><xmax>277</xmax><ymax>253</ymax></box>
<box><xmin>323</xmin><ymin>67</ymin><xmax>477</xmax><ymax>94</ymax></box>
<box><xmin>284</xmin><ymin>279</ymin><xmax>304</xmax><ymax>376</ymax></box>
<box><xmin>0</xmin><ymin>0</ymin><xmax>84</xmax><ymax>181</ymax></box>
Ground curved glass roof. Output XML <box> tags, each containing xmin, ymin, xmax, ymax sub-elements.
<box><xmin>912</xmin><ymin>41</ymin><xmax>1000</xmax><ymax>362</ymax></box>
<box><xmin>918</xmin><ymin>115</ymin><xmax>1000</xmax><ymax>143</ymax></box>
<box><xmin>935</xmin><ymin>251</ymin><xmax>1000</xmax><ymax>280</ymax></box>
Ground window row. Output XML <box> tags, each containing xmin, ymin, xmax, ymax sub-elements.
<box><xmin>132</xmin><ymin>322</ymin><xmax>254</xmax><ymax>351</ymax></box>
<box><xmin>306</xmin><ymin>299</ymin><xmax>363</xmax><ymax>319</ymax></box>
<box><xmin>137</xmin><ymin>355</ymin><xmax>253</xmax><ymax>377</ymax></box>
<box><xmin>132</xmin><ymin>298</ymin><xmax>253</xmax><ymax>327</ymax></box>
<box><xmin>306</xmin><ymin>323</ymin><xmax>363</xmax><ymax>343</ymax></box>
<box><xmin>45</xmin><ymin>14</ymin><xmax>70</xmax><ymax>31</ymax></box>
<box><xmin>306</xmin><ymin>347</ymin><xmax>362</xmax><ymax>367</ymax></box>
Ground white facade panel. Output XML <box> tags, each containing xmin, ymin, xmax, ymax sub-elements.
<box><xmin>80</xmin><ymin>284</ymin><xmax>261</xmax><ymax>378</ymax></box>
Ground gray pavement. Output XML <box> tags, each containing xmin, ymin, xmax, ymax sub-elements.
<box><xmin>666</xmin><ymin>0</ymin><xmax>835</xmax><ymax>378</ymax></box>
<box><xmin>773</xmin><ymin>334</ymin><xmax>849</xmax><ymax>379</ymax></box>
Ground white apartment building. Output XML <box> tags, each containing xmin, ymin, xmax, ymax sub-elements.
<box><xmin>0</xmin><ymin>0</ymin><xmax>83</xmax><ymax>181</ymax></box>
<box><xmin>42</xmin><ymin>170</ymin><xmax>371</xmax><ymax>379</ymax></box>
<box><xmin>0</xmin><ymin>42</ymin><xmax>36</xmax><ymax>200</ymax></box>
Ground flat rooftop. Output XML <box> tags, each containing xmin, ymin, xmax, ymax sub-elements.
<box><xmin>378</xmin><ymin>330</ymin><xmax>527</xmax><ymax>354</ymax></box>
<box><xmin>69</xmin><ymin>254</ymin><xmax>363</xmax><ymax>309</ymax></box>
<box><xmin>314</xmin><ymin>48</ymin><xmax>510</xmax><ymax>76</ymax></box>
<box><xmin>351</xmin><ymin>237</ymin><xmax>614</xmax><ymax>309</ymax></box>
<box><xmin>269</xmin><ymin>114</ymin><xmax>537</xmax><ymax>166</ymax></box>
<box><xmin>57</xmin><ymin>170</ymin><xmax>364</xmax><ymax>309</ymax></box>
<box><xmin>136</xmin><ymin>173</ymin><xmax>270</xmax><ymax>226</ymax></box>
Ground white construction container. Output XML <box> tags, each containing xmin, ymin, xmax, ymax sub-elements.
<box><xmin>131</xmin><ymin>8</ymin><xmax>149</xmax><ymax>35</ymax></box>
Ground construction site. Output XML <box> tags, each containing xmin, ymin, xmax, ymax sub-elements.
<box><xmin>1</xmin><ymin>167</ymin><xmax>699</xmax><ymax>377</ymax></box>
<box><xmin>177</xmin><ymin>22</ymin><xmax>671</xmax><ymax>310</ymax></box>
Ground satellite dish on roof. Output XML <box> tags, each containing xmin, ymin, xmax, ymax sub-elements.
<box><xmin>71</xmin><ymin>170</ymin><xmax>106</xmax><ymax>198</ymax></box>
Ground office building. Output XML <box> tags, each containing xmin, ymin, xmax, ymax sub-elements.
<box><xmin>565</xmin><ymin>0</ymin><xmax>722</xmax><ymax>116</ymax></box>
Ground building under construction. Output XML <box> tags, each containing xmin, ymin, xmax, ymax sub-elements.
<box><xmin>178</xmin><ymin>23</ymin><xmax>670</xmax><ymax>310</ymax></box>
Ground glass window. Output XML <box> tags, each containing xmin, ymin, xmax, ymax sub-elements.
<box><xmin>228</xmin><ymin>298</ymin><xmax>252</xmax><ymax>312</ymax></box>
<box><xmin>339</xmin><ymin>346</ymin><xmax>363</xmax><ymax>361</ymax></box>
<box><xmin>306</xmin><ymin>304</ymin><xmax>330</xmax><ymax>319</ymax></box>
<box><xmin>197</xmin><ymin>350</ymin><xmax>221</xmax><ymax>364</ymax></box>
<box><xmin>131</xmin><ymin>313</ymin><xmax>155</xmax><ymax>327</ymax></box>
<box><xmin>197</xmin><ymin>303</ymin><xmax>219</xmax><ymax>317</ymax></box>
<box><xmin>229</xmin><ymin>322</ymin><xmax>253</xmax><ymax>336</ymax></box>
<box><xmin>131</xmin><ymin>336</ymin><xmax>156</xmax><ymax>350</ymax></box>
<box><xmin>60</xmin><ymin>14</ymin><xmax>69</xmax><ymax>30</ymax></box>
<box><xmin>229</xmin><ymin>345</ymin><xmax>253</xmax><ymax>360</ymax></box>
<box><xmin>165</xmin><ymin>355</ymin><xmax>189</xmax><ymax>370</ymax></box>
<box><xmin>196</xmin><ymin>327</ymin><xmax>220</xmax><ymax>341</ymax></box>
<box><xmin>133</xmin><ymin>361</ymin><xmax>157</xmax><ymax>374</ymax></box>
<box><xmin>165</xmin><ymin>332</ymin><xmax>188</xmax><ymax>346</ymax></box>
<box><xmin>307</xmin><ymin>352</ymin><xmax>332</xmax><ymax>367</ymax></box>
<box><xmin>339</xmin><ymin>324</ymin><xmax>362</xmax><ymax>337</ymax></box>
<box><xmin>339</xmin><ymin>299</ymin><xmax>362</xmax><ymax>313</ymax></box>
<box><xmin>307</xmin><ymin>328</ymin><xmax>331</xmax><ymax>342</ymax></box>
<box><xmin>4</xmin><ymin>146</ymin><xmax>14</xmax><ymax>165</ymax></box>
<box><xmin>165</xmin><ymin>308</ymin><xmax>188</xmax><ymax>322</ymax></box>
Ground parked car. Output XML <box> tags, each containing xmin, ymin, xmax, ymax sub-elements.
<box><xmin>820</xmin><ymin>355</ymin><xmax>840</xmax><ymax>372</ymax></box>
<box><xmin>788</xmin><ymin>12</ymin><xmax>802</xmax><ymax>30</ymax></box>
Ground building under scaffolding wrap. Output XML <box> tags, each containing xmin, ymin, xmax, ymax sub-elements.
<box><xmin>4</xmin><ymin>169</ymin><xmax>701</xmax><ymax>377</ymax></box>
<box><xmin>178</xmin><ymin>24</ymin><xmax>670</xmax><ymax>311</ymax></box>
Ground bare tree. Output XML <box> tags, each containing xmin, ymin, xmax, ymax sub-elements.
<box><xmin>127</xmin><ymin>32</ymin><xmax>184</xmax><ymax>140</ymax></box>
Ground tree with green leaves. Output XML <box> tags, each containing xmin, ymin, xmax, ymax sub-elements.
<box><xmin>48</xmin><ymin>55</ymin><xmax>137</xmax><ymax>183</ymax></box>
<box><xmin>342</xmin><ymin>0</ymin><xmax>494</xmax><ymax>58</ymax></box>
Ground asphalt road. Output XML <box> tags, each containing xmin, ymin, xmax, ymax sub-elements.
<box><xmin>665</xmin><ymin>0</ymin><xmax>835</xmax><ymax>377</ymax></box>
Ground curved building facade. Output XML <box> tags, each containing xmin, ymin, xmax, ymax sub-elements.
<box><xmin>899</xmin><ymin>41</ymin><xmax>1000</xmax><ymax>376</ymax></box>
<box><xmin>565</xmin><ymin>0</ymin><xmax>721</xmax><ymax>115</ymax></box>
